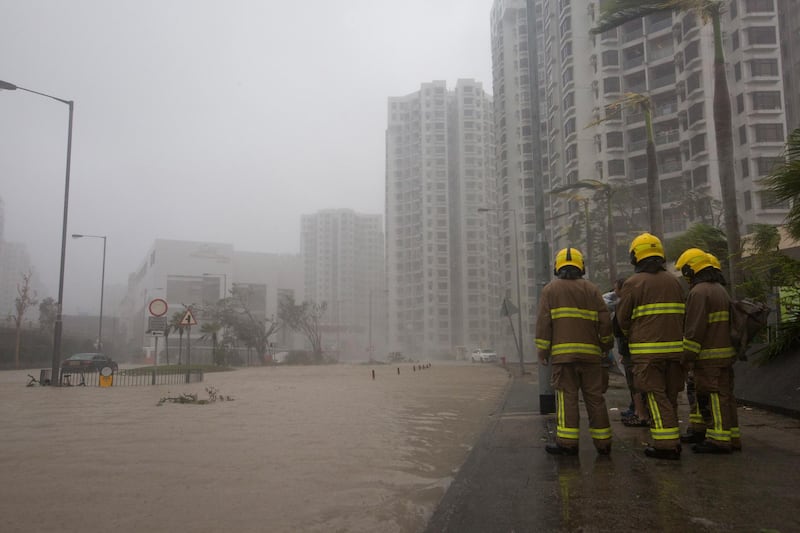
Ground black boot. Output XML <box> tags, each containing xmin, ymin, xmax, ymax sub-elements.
<box><xmin>644</xmin><ymin>446</ymin><xmax>681</xmax><ymax>460</ymax></box>
<box><xmin>545</xmin><ymin>443</ymin><xmax>578</xmax><ymax>456</ymax></box>
<box><xmin>680</xmin><ymin>430</ymin><xmax>705</xmax><ymax>444</ymax></box>
<box><xmin>692</xmin><ymin>440</ymin><xmax>732</xmax><ymax>454</ymax></box>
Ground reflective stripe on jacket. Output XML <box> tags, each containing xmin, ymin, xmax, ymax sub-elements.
<box><xmin>683</xmin><ymin>281</ymin><xmax>734</xmax><ymax>367</ymax></box>
<box><xmin>535</xmin><ymin>278</ymin><xmax>613</xmax><ymax>364</ymax></box>
<box><xmin>616</xmin><ymin>270</ymin><xmax>685</xmax><ymax>361</ymax></box>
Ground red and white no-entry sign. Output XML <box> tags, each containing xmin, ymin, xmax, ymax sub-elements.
<box><xmin>148</xmin><ymin>298</ymin><xmax>168</xmax><ymax>317</ymax></box>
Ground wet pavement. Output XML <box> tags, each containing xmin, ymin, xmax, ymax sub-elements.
<box><xmin>425</xmin><ymin>363</ymin><xmax>800</xmax><ymax>533</ymax></box>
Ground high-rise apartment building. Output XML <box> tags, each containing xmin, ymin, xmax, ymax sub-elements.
<box><xmin>494</xmin><ymin>0</ymin><xmax>789</xmax><ymax>288</ymax></box>
<box><xmin>301</xmin><ymin>208</ymin><xmax>386</xmax><ymax>360</ymax></box>
<box><xmin>490</xmin><ymin>1</ymin><xmax>547</xmax><ymax>356</ymax></box>
<box><xmin>779</xmin><ymin>0</ymin><xmax>800</xmax><ymax>131</ymax></box>
<box><xmin>385</xmin><ymin>80</ymin><xmax>501</xmax><ymax>357</ymax></box>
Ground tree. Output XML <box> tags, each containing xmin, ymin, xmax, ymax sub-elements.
<box><xmin>278</xmin><ymin>295</ymin><xmax>327</xmax><ymax>362</ymax></box>
<box><xmin>217</xmin><ymin>285</ymin><xmax>280</xmax><ymax>364</ymax></box>
<box><xmin>665</xmin><ymin>223</ymin><xmax>728</xmax><ymax>267</ymax></box>
<box><xmin>199</xmin><ymin>320</ymin><xmax>223</xmax><ymax>365</ymax></box>
<box><xmin>761</xmin><ymin>127</ymin><xmax>800</xmax><ymax>240</ymax></box>
<box><xmin>10</xmin><ymin>271</ymin><xmax>38</xmax><ymax>369</ymax></box>
<box><xmin>591</xmin><ymin>0</ymin><xmax>743</xmax><ymax>289</ymax></box>
<box><xmin>38</xmin><ymin>297</ymin><xmax>57</xmax><ymax>337</ymax></box>
<box><xmin>168</xmin><ymin>311</ymin><xmax>185</xmax><ymax>365</ymax></box>
<box><xmin>552</xmin><ymin>179</ymin><xmax>623</xmax><ymax>287</ymax></box>
<box><xmin>589</xmin><ymin>93</ymin><xmax>664</xmax><ymax>239</ymax></box>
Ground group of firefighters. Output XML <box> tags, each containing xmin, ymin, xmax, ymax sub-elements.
<box><xmin>535</xmin><ymin>232</ymin><xmax>739</xmax><ymax>460</ymax></box>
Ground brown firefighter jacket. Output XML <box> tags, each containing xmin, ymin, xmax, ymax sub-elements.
<box><xmin>535</xmin><ymin>278</ymin><xmax>613</xmax><ymax>364</ymax></box>
<box><xmin>616</xmin><ymin>270</ymin><xmax>685</xmax><ymax>362</ymax></box>
<box><xmin>683</xmin><ymin>281</ymin><xmax>735</xmax><ymax>367</ymax></box>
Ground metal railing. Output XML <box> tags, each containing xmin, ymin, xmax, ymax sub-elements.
<box><xmin>38</xmin><ymin>367</ymin><xmax>204</xmax><ymax>387</ymax></box>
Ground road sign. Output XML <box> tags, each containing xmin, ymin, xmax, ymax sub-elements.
<box><xmin>181</xmin><ymin>309</ymin><xmax>197</xmax><ymax>326</ymax></box>
<box><xmin>148</xmin><ymin>316</ymin><xmax>167</xmax><ymax>333</ymax></box>
<box><xmin>149</xmin><ymin>298</ymin><xmax>168</xmax><ymax>317</ymax></box>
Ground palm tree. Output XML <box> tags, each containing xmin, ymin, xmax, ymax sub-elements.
<box><xmin>168</xmin><ymin>311</ymin><xmax>185</xmax><ymax>365</ymax></box>
<box><xmin>590</xmin><ymin>93</ymin><xmax>664</xmax><ymax>240</ymax></box>
<box><xmin>591</xmin><ymin>0</ymin><xmax>742</xmax><ymax>289</ymax></box>
<box><xmin>761</xmin><ymin>128</ymin><xmax>800</xmax><ymax>239</ymax></box>
<box><xmin>552</xmin><ymin>179</ymin><xmax>622</xmax><ymax>286</ymax></box>
<box><xmin>200</xmin><ymin>321</ymin><xmax>223</xmax><ymax>365</ymax></box>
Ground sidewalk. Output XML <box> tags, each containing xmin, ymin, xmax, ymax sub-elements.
<box><xmin>425</xmin><ymin>362</ymin><xmax>800</xmax><ymax>533</ymax></box>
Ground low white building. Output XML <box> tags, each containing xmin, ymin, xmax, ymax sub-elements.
<box><xmin>117</xmin><ymin>239</ymin><xmax>304</xmax><ymax>364</ymax></box>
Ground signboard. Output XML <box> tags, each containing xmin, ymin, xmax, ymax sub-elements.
<box><xmin>148</xmin><ymin>298</ymin><xmax>168</xmax><ymax>317</ymax></box>
<box><xmin>148</xmin><ymin>316</ymin><xmax>168</xmax><ymax>334</ymax></box>
<box><xmin>181</xmin><ymin>309</ymin><xmax>197</xmax><ymax>326</ymax></box>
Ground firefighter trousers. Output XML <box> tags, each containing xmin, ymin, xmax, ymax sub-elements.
<box><xmin>692</xmin><ymin>365</ymin><xmax>737</xmax><ymax>450</ymax></box>
<box><xmin>633</xmin><ymin>359</ymin><xmax>684</xmax><ymax>450</ymax></box>
<box><xmin>551</xmin><ymin>362</ymin><xmax>611</xmax><ymax>451</ymax></box>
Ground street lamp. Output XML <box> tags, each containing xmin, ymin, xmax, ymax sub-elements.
<box><xmin>1</xmin><ymin>79</ymin><xmax>74</xmax><ymax>384</ymax></box>
<box><xmin>71</xmin><ymin>234</ymin><xmax>107</xmax><ymax>351</ymax></box>
<box><xmin>478</xmin><ymin>207</ymin><xmax>525</xmax><ymax>375</ymax></box>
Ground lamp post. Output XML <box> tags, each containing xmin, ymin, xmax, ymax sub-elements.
<box><xmin>478</xmin><ymin>207</ymin><xmax>525</xmax><ymax>375</ymax></box>
<box><xmin>72</xmin><ymin>234</ymin><xmax>106</xmax><ymax>351</ymax></box>
<box><xmin>1</xmin><ymin>79</ymin><xmax>74</xmax><ymax>385</ymax></box>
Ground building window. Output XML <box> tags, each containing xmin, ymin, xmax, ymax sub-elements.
<box><xmin>739</xmin><ymin>125</ymin><xmax>747</xmax><ymax>145</ymax></box>
<box><xmin>741</xmin><ymin>158</ymin><xmax>749</xmax><ymax>178</ymax></box>
<box><xmin>607</xmin><ymin>131</ymin><xmax>623</xmax><ymax>148</ymax></box>
<box><xmin>688</xmin><ymin>102</ymin><xmax>704</xmax><ymax>124</ymax></box>
<box><xmin>734</xmin><ymin>62</ymin><xmax>741</xmax><ymax>81</ymax></box>
<box><xmin>756</xmin><ymin>156</ymin><xmax>783</xmax><ymax>175</ymax></box>
<box><xmin>760</xmin><ymin>190</ymin><xmax>789</xmax><ymax>209</ymax></box>
<box><xmin>744</xmin><ymin>190</ymin><xmax>752</xmax><ymax>211</ymax></box>
<box><xmin>754</xmin><ymin>123</ymin><xmax>784</xmax><ymax>142</ymax></box>
<box><xmin>731</xmin><ymin>30</ymin><xmax>739</xmax><ymax>50</ymax></box>
<box><xmin>602</xmin><ymin>49</ymin><xmax>619</xmax><ymax>66</ymax></box>
<box><xmin>690</xmin><ymin>134</ymin><xmax>706</xmax><ymax>156</ymax></box>
<box><xmin>608</xmin><ymin>159</ymin><xmax>625</xmax><ymax>176</ymax></box>
<box><xmin>751</xmin><ymin>91</ymin><xmax>782</xmax><ymax>110</ymax></box>
<box><xmin>750</xmin><ymin>58</ymin><xmax>778</xmax><ymax>77</ymax></box>
<box><xmin>730</xmin><ymin>0</ymin><xmax>738</xmax><ymax>18</ymax></box>
<box><xmin>604</xmin><ymin>77</ymin><xmax>621</xmax><ymax>93</ymax></box>
<box><xmin>565</xmin><ymin>117</ymin><xmax>576</xmax><ymax>136</ymax></box>
<box><xmin>746</xmin><ymin>27</ymin><xmax>777</xmax><ymax>45</ymax></box>
<box><xmin>737</xmin><ymin>93</ymin><xmax>745</xmax><ymax>114</ymax></box>
<box><xmin>745</xmin><ymin>0</ymin><xmax>774</xmax><ymax>13</ymax></box>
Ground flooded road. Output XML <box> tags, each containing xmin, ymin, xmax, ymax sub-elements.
<box><xmin>0</xmin><ymin>363</ymin><xmax>509</xmax><ymax>533</ymax></box>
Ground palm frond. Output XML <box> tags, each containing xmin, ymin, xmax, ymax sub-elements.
<box><xmin>590</xmin><ymin>0</ymin><xmax>677</xmax><ymax>34</ymax></box>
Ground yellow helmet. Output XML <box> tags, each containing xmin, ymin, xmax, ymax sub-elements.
<box><xmin>707</xmin><ymin>252</ymin><xmax>722</xmax><ymax>270</ymax></box>
<box><xmin>554</xmin><ymin>247</ymin><xmax>585</xmax><ymax>275</ymax></box>
<box><xmin>675</xmin><ymin>248</ymin><xmax>714</xmax><ymax>280</ymax></box>
<box><xmin>629</xmin><ymin>232</ymin><xmax>664</xmax><ymax>264</ymax></box>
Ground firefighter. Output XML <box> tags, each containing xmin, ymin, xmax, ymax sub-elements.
<box><xmin>676</xmin><ymin>248</ymin><xmax>737</xmax><ymax>454</ymax></box>
<box><xmin>616</xmin><ymin>233</ymin><xmax>686</xmax><ymax>460</ymax></box>
<box><xmin>536</xmin><ymin>247</ymin><xmax>614</xmax><ymax>456</ymax></box>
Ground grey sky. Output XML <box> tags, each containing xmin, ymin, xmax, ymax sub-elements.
<box><xmin>0</xmin><ymin>0</ymin><xmax>493</xmax><ymax>314</ymax></box>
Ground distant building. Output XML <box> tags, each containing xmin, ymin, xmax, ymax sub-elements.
<box><xmin>117</xmin><ymin>239</ymin><xmax>304</xmax><ymax>363</ymax></box>
<box><xmin>386</xmin><ymin>79</ymin><xmax>502</xmax><ymax>358</ymax></box>
<box><xmin>300</xmin><ymin>208</ymin><xmax>386</xmax><ymax>360</ymax></box>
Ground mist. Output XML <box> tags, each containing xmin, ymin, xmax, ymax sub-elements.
<box><xmin>0</xmin><ymin>0</ymin><xmax>493</xmax><ymax>314</ymax></box>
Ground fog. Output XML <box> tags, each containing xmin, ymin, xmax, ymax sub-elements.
<box><xmin>0</xmin><ymin>0</ymin><xmax>493</xmax><ymax>314</ymax></box>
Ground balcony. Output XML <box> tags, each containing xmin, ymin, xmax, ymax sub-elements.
<box><xmin>656</xmin><ymin>130</ymin><xmax>680</xmax><ymax>145</ymax></box>
<box><xmin>628</xmin><ymin>139</ymin><xmax>647</xmax><ymax>152</ymax></box>
<box><xmin>651</xmin><ymin>73</ymin><xmax>677</xmax><ymax>89</ymax></box>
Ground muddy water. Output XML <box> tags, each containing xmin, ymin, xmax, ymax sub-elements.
<box><xmin>0</xmin><ymin>363</ymin><xmax>508</xmax><ymax>533</ymax></box>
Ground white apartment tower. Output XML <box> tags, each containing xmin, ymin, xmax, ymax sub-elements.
<box><xmin>386</xmin><ymin>80</ymin><xmax>501</xmax><ymax>358</ymax></box>
<box><xmin>495</xmin><ymin>0</ymin><xmax>789</xmax><ymax>285</ymax></box>
<box><xmin>301</xmin><ymin>209</ymin><xmax>386</xmax><ymax>360</ymax></box>
<box><xmin>490</xmin><ymin>1</ymin><xmax>546</xmax><ymax>355</ymax></box>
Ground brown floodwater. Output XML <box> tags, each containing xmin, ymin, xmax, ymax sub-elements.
<box><xmin>0</xmin><ymin>363</ymin><xmax>509</xmax><ymax>533</ymax></box>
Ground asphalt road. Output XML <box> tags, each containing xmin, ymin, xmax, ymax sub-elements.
<box><xmin>425</xmin><ymin>364</ymin><xmax>800</xmax><ymax>533</ymax></box>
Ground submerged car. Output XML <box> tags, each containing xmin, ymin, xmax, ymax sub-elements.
<box><xmin>471</xmin><ymin>349</ymin><xmax>497</xmax><ymax>363</ymax></box>
<box><xmin>62</xmin><ymin>353</ymin><xmax>119</xmax><ymax>372</ymax></box>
